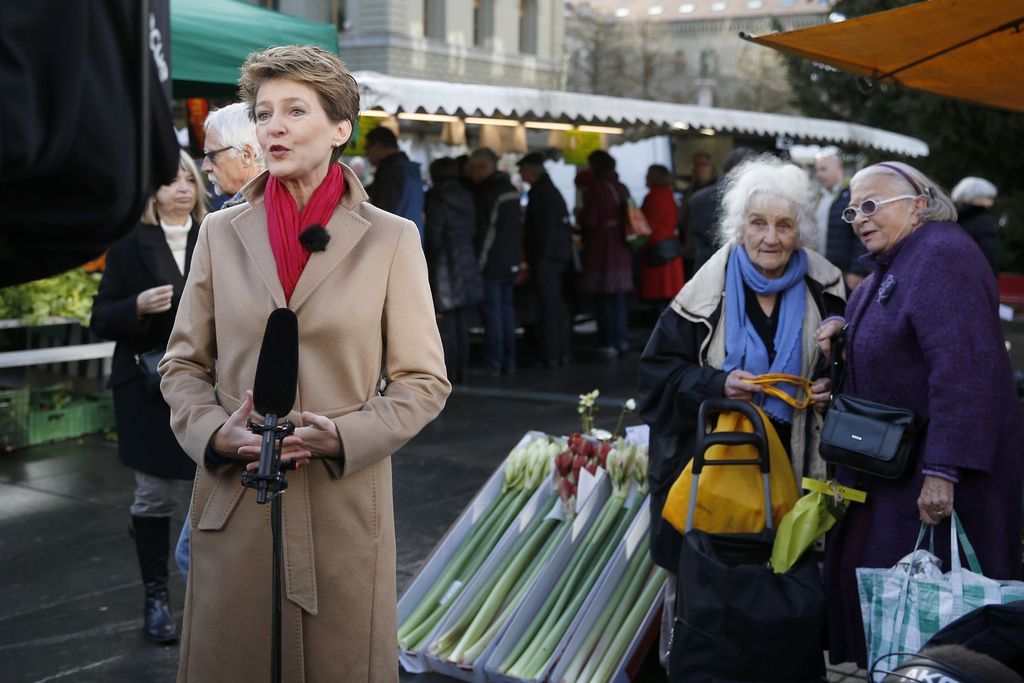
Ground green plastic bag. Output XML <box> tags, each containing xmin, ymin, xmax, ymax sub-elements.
<box><xmin>769</xmin><ymin>491</ymin><xmax>841</xmax><ymax>573</ymax></box>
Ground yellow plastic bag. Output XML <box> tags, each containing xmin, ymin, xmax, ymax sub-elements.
<box><xmin>662</xmin><ymin>403</ymin><xmax>799</xmax><ymax>535</ymax></box>
<box><xmin>769</xmin><ymin>491</ymin><xmax>840</xmax><ymax>573</ymax></box>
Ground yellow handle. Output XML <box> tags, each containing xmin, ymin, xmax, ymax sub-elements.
<box><xmin>748</xmin><ymin>373</ymin><xmax>814</xmax><ymax>410</ymax></box>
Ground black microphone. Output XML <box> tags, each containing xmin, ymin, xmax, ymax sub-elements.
<box><xmin>251</xmin><ymin>308</ymin><xmax>298</xmax><ymax>503</ymax></box>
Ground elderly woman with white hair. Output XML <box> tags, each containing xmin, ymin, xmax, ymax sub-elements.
<box><xmin>637</xmin><ymin>154</ymin><xmax>846</xmax><ymax>571</ymax></box>
<box><xmin>817</xmin><ymin>162</ymin><xmax>1022</xmax><ymax>668</ymax></box>
<box><xmin>951</xmin><ymin>176</ymin><xmax>999</xmax><ymax>273</ymax></box>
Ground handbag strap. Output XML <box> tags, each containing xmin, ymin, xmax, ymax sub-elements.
<box><xmin>828</xmin><ymin>324</ymin><xmax>849</xmax><ymax>397</ymax></box>
<box><xmin>749</xmin><ymin>373</ymin><xmax>813</xmax><ymax>410</ymax></box>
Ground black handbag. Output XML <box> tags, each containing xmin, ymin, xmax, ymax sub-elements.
<box><xmin>818</xmin><ymin>325</ymin><xmax>921</xmax><ymax>479</ymax></box>
<box><xmin>135</xmin><ymin>347</ymin><xmax>165</xmax><ymax>397</ymax></box>
<box><xmin>646</xmin><ymin>236</ymin><xmax>683</xmax><ymax>267</ymax></box>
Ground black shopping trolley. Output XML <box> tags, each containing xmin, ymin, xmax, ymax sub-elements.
<box><xmin>669</xmin><ymin>399</ymin><xmax>826</xmax><ymax>682</ymax></box>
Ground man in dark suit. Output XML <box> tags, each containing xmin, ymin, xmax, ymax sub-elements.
<box><xmin>365</xmin><ymin>126</ymin><xmax>425</xmax><ymax>239</ymax></box>
<box><xmin>518</xmin><ymin>152</ymin><xmax>573</xmax><ymax>367</ymax></box>
<box><xmin>814</xmin><ymin>148</ymin><xmax>866</xmax><ymax>291</ymax></box>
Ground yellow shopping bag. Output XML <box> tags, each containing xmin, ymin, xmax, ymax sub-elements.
<box><xmin>662</xmin><ymin>402</ymin><xmax>799</xmax><ymax>535</ymax></box>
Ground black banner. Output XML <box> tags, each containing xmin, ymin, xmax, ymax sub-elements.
<box><xmin>148</xmin><ymin>0</ymin><xmax>172</xmax><ymax>101</ymax></box>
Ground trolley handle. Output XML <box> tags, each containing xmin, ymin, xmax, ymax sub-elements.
<box><xmin>687</xmin><ymin>398</ymin><xmax>775</xmax><ymax>533</ymax></box>
<box><xmin>694</xmin><ymin>399</ymin><xmax>770</xmax><ymax>474</ymax></box>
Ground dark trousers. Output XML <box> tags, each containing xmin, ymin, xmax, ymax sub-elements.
<box><xmin>594</xmin><ymin>292</ymin><xmax>628</xmax><ymax>350</ymax></box>
<box><xmin>532</xmin><ymin>259</ymin><xmax>570</xmax><ymax>365</ymax></box>
<box><xmin>480</xmin><ymin>275</ymin><xmax>516</xmax><ymax>373</ymax></box>
<box><xmin>437</xmin><ymin>305</ymin><xmax>471</xmax><ymax>384</ymax></box>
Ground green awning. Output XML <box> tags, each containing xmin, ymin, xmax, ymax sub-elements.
<box><xmin>171</xmin><ymin>0</ymin><xmax>338</xmax><ymax>98</ymax></box>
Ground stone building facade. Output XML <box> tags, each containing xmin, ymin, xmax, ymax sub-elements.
<box><xmin>566</xmin><ymin>0</ymin><xmax>835</xmax><ymax>112</ymax></box>
<box><xmin>265</xmin><ymin>0</ymin><xmax>565</xmax><ymax>89</ymax></box>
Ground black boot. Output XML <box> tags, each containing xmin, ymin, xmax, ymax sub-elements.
<box><xmin>130</xmin><ymin>515</ymin><xmax>179</xmax><ymax>643</ymax></box>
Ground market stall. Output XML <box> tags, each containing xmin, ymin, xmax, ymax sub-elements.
<box><xmin>353</xmin><ymin>70</ymin><xmax>929</xmax><ymax>157</ymax></box>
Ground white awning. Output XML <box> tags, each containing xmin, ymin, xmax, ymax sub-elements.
<box><xmin>354</xmin><ymin>71</ymin><xmax>928</xmax><ymax>157</ymax></box>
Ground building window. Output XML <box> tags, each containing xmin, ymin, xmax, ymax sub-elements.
<box><xmin>474</xmin><ymin>0</ymin><xmax>494</xmax><ymax>47</ymax></box>
<box><xmin>710</xmin><ymin>1</ymin><xmax>728</xmax><ymax>11</ymax></box>
<box><xmin>519</xmin><ymin>0</ymin><xmax>538</xmax><ymax>54</ymax></box>
<box><xmin>678</xmin><ymin>3</ymin><xmax>697</xmax><ymax>13</ymax></box>
<box><xmin>424</xmin><ymin>0</ymin><xmax>445</xmax><ymax>40</ymax></box>
<box><xmin>674</xmin><ymin>49</ymin><xmax>687</xmax><ymax>75</ymax></box>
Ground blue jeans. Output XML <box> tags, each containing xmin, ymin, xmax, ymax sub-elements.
<box><xmin>175</xmin><ymin>520</ymin><xmax>190</xmax><ymax>581</ymax></box>
<box><xmin>480</xmin><ymin>276</ymin><xmax>517</xmax><ymax>373</ymax></box>
<box><xmin>594</xmin><ymin>292</ymin><xmax>628</xmax><ymax>349</ymax></box>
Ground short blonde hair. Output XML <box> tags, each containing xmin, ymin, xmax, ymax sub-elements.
<box><xmin>142</xmin><ymin>149</ymin><xmax>209</xmax><ymax>225</ymax></box>
<box><xmin>715</xmin><ymin>154</ymin><xmax>816</xmax><ymax>248</ymax></box>
<box><xmin>238</xmin><ymin>45</ymin><xmax>359</xmax><ymax>163</ymax></box>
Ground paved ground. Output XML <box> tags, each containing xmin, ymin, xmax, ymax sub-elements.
<box><xmin>2</xmin><ymin>317</ymin><xmax>1020</xmax><ymax>682</ymax></box>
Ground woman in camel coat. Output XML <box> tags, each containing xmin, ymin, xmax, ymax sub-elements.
<box><xmin>159</xmin><ymin>46</ymin><xmax>450</xmax><ymax>682</ymax></box>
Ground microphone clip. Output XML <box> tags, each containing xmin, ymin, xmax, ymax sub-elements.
<box><xmin>242</xmin><ymin>417</ymin><xmax>296</xmax><ymax>504</ymax></box>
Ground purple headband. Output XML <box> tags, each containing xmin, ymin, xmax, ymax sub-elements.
<box><xmin>874</xmin><ymin>162</ymin><xmax>930</xmax><ymax>197</ymax></box>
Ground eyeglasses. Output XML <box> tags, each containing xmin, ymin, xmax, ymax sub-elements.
<box><xmin>841</xmin><ymin>195</ymin><xmax>918</xmax><ymax>224</ymax></box>
<box><xmin>203</xmin><ymin>146</ymin><xmax>236</xmax><ymax>163</ymax></box>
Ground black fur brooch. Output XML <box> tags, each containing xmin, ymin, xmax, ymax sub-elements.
<box><xmin>299</xmin><ymin>224</ymin><xmax>331</xmax><ymax>252</ymax></box>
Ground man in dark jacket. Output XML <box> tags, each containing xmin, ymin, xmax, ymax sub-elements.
<box><xmin>469</xmin><ymin>147</ymin><xmax>523</xmax><ymax>376</ymax></box>
<box><xmin>814</xmin><ymin>148</ymin><xmax>866</xmax><ymax>291</ymax></box>
<box><xmin>688</xmin><ymin>147</ymin><xmax>757</xmax><ymax>274</ymax></box>
<box><xmin>518</xmin><ymin>152</ymin><xmax>572</xmax><ymax>367</ymax></box>
<box><xmin>365</xmin><ymin>126</ymin><xmax>425</xmax><ymax>239</ymax></box>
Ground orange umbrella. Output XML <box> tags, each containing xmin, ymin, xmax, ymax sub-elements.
<box><xmin>742</xmin><ymin>0</ymin><xmax>1024</xmax><ymax>112</ymax></box>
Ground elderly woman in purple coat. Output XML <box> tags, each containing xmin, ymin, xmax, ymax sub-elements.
<box><xmin>817</xmin><ymin>161</ymin><xmax>1024</xmax><ymax>667</ymax></box>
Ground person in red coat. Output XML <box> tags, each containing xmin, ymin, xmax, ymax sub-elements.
<box><xmin>639</xmin><ymin>164</ymin><xmax>685</xmax><ymax>305</ymax></box>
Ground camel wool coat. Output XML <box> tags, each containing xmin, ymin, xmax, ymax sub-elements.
<box><xmin>159</xmin><ymin>164</ymin><xmax>451</xmax><ymax>682</ymax></box>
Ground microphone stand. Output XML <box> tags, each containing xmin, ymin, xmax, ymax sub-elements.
<box><xmin>241</xmin><ymin>413</ymin><xmax>295</xmax><ymax>683</ymax></box>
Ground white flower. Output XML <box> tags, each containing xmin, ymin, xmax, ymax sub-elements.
<box><xmin>624</xmin><ymin>398</ymin><xmax>636</xmax><ymax>411</ymax></box>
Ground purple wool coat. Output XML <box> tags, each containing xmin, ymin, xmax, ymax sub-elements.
<box><xmin>823</xmin><ymin>221</ymin><xmax>1024</xmax><ymax>666</ymax></box>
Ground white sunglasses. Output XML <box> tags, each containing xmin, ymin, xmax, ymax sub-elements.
<box><xmin>841</xmin><ymin>195</ymin><xmax>919</xmax><ymax>224</ymax></box>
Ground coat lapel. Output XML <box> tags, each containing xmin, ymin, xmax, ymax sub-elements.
<box><xmin>235</xmin><ymin>164</ymin><xmax>372</xmax><ymax>312</ymax></box>
<box><xmin>232</xmin><ymin>180</ymin><xmax>288</xmax><ymax>308</ymax></box>
<box><xmin>138</xmin><ymin>223</ymin><xmax>185</xmax><ymax>289</ymax></box>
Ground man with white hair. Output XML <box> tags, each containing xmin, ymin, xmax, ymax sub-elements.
<box><xmin>200</xmin><ymin>102</ymin><xmax>265</xmax><ymax>207</ymax></box>
<box><xmin>813</xmin><ymin>147</ymin><xmax>866</xmax><ymax>291</ymax></box>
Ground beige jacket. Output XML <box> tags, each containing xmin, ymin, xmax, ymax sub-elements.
<box><xmin>160</xmin><ymin>164</ymin><xmax>450</xmax><ymax>682</ymax></box>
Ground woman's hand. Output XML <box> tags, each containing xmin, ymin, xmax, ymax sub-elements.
<box><xmin>810</xmin><ymin>377</ymin><xmax>832</xmax><ymax>413</ymax></box>
<box><xmin>724</xmin><ymin>369</ymin><xmax>762</xmax><ymax>401</ymax></box>
<box><xmin>917</xmin><ymin>475</ymin><xmax>955</xmax><ymax>525</ymax></box>
<box><xmin>815</xmin><ymin>318</ymin><xmax>845</xmax><ymax>361</ymax></box>
<box><xmin>136</xmin><ymin>284</ymin><xmax>174</xmax><ymax>317</ymax></box>
<box><xmin>210</xmin><ymin>391</ymin><xmax>261</xmax><ymax>460</ymax></box>
<box><xmin>243</xmin><ymin>411</ymin><xmax>338</xmax><ymax>472</ymax></box>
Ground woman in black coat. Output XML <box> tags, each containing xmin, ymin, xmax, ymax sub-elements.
<box><xmin>90</xmin><ymin>150</ymin><xmax>205</xmax><ymax>643</ymax></box>
<box><xmin>424</xmin><ymin>157</ymin><xmax>484</xmax><ymax>384</ymax></box>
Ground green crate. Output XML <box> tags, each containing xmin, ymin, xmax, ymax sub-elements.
<box><xmin>28</xmin><ymin>404</ymin><xmax>79</xmax><ymax>445</ymax></box>
<box><xmin>0</xmin><ymin>387</ymin><xmax>30</xmax><ymax>451</ymax></box>
<box><xmin>74</xmin><ymin>392</ymin><xmax>115</xmax><ymax>435</ymax></box>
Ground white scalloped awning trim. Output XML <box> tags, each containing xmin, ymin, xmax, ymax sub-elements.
<box><xmin>355</xmin><ymin>71</ymin><xmax>928</xmax><ymax>157</ymax></box>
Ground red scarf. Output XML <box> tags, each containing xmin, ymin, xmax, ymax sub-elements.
<box><xmin>264</xmin><ymin>163</ymin><xmax>345</xmax><ymax>302</ymax></box>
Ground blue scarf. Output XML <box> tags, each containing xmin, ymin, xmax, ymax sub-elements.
<box><xmin>722</xmin><ymin>246</ymin><xmax>808</xmax><ymax>423</ymax></box>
